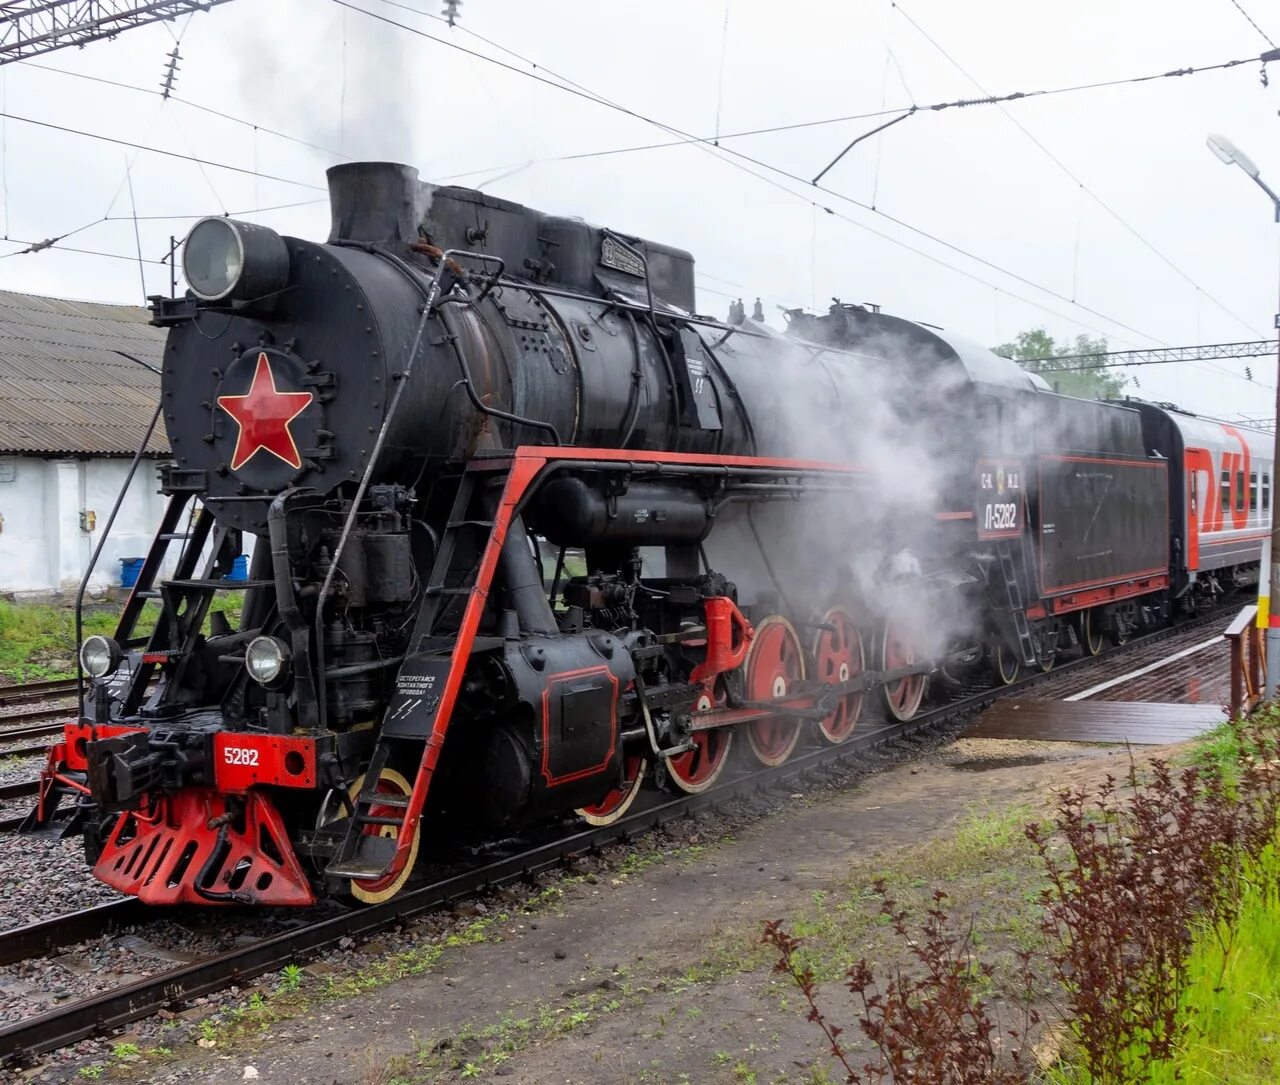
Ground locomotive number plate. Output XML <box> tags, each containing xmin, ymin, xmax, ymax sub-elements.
<box><xmin>975</xmin><ymin>459</ymin><xmax>1024</xmax><ymax>540</ymax></box>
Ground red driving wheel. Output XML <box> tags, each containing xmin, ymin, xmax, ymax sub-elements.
<box><xmin>811</xmin><ymin>606</ymin><xmax>864</xmax><ymax>744</ymax></box>
<box><xmin>666</xmin><ymin>693</ymin><xmax>734</xmax><ymax>794</ymax></box>
<box><xmin>881</xmin><ymin>621</ymin><xmax>926</xmax><ymax>722</ymax></box>
<box><xmin>576</xmin><ymin>751</ymin><xmax>647</xmax><ymax>826</ymax></box>
<box><xmin>744</xmin><ymin>616</ymin><xmax>806</xmax><ymax>767</ymax></box>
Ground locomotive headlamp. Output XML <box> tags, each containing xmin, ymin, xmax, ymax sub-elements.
<box><xmin>182</xmin><ymin>217</ymin><xmax>289</xmax><ymax>304</ymax></box>
<box><xmin>245</xmin><ymin>635</ymin><xmax>290</xmax><ymax>687</ymax></box>
<box><xmin>80</xmin><ymin>635</ymin><xmax>121</xmax><ymax>679</ymax></box>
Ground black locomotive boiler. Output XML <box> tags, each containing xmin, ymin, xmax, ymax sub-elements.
<box><xmin>27</xmin><ymin>161</ymin><xmax>1259</xmax><ymax>907</ymax></box>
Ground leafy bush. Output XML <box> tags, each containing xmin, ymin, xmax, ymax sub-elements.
<box><xmin>766</xmin><ymin>717</ymin><xmax>1280</xmax><ymax>1084</ymax></box>
<box><xmin>763</xmin><ymin>883</ymin><xmax>1036</xmax><ymax>1083</ymax></box>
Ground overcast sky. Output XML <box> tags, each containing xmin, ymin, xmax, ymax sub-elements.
<box><xmin>0</xmin><ymin>0</ymin><xmax>1276</xmax><ymax>420</ymax></box>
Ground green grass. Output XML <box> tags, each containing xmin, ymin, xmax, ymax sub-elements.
<box><xmin>0</xmin><ymin>597</ymin><xmax>243</xmax><ymax>682</ymax></box>
<box><xmin>0</xmin><ymin>600</ymin><xmax>131</xmax><ymax>681</ymax></box>
<box><xmin>1181</xmin><ymin>704</ymin><xmax>1280</xmax><ymax>787</ymax></box>
<box><xmin>1149</xmin><ymin>844</ymin><xmax>1280</xmax><ymax>1085</ymax></box>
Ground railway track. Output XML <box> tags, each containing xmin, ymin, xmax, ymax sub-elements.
<box><xmin>0</xmin><ymin>679</ymin><xmax>77</xmax><ymax>709</ymax></box>
<box><xmin>0</xmin><ymin>607</ymin><xmax>1233</xmax><ymax>1065</ymax></box>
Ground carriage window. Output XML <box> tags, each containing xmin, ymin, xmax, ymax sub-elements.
<box><xmin>1237</xmin><ymin>471</ymin><xmax>1246</xmax><ymax>513</ymax></box>
<box><xmin>1221</xmin><ymin>470</ymin><xmax>1232</xmax><ymax>513</ymax></box>
<box><xmin>1251</xmin><ymin>471</ymin><xmax>1259</xmax><ymax>512</ymax></box>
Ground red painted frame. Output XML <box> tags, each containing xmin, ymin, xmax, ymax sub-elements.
<box><xmin>539</xmin><ymin>665</ymin><xmax>619</xmax><ymax>787</ymax></box>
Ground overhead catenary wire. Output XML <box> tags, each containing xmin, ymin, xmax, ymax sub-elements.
<box><xmin>17</xmin><ymin>60</ymin><xmax>350</xmax><ymax>161</ymax></box>
<box><xmin>890</xmin><ymin>1</ymin><xmax>1268</xmax><ymax>339</ymax></box>
<box><xmin>337</xmin><ymin>0</ymin><xmax>1223</xmax><ymax>346</ymax></box>
<box><xmin>1226</xmin><ymin>0</ymin><xmax>1277</xmax><ymax>48</ymax></box>
<box><xmin>0</xmin><ymin>200</ymin><xmax>327</xmax><ymax>262</ymax></box>
<box><xmin>0</xmin><ymin>238</ymin><xmax>167</xmax><ymax>265</ymax></box>
<box><xmin>0</xmin><ymin>111</ymin><xmax>325</xmax><ymax>191</ymax></box>
<box><xmin>356</xmin><ymin>1</ymin><xmax>1274</xmax><ymax>390</ymax></box>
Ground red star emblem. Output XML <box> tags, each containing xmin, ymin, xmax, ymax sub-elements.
<box><xmin>216</xmin><ymin>352</ymin><xmax>314</xmax><ymax>471</ymax></box>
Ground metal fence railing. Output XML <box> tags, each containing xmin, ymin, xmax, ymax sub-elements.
<box><xmin>1224</xmin><ymin>605</ymin><xmax>1268</xmax><ymax>720</ymax></box>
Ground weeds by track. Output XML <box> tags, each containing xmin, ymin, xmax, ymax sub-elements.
<box><xmin>0</xmin><ymin>608</ymin><xmax>1233</xmax><ymax>1065</ymax></box>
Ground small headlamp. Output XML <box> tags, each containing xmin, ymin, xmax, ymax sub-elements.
<box><xmin>80</xmin><ymin>635</ymin><xmax>121</xmax><ymax>679</ymax></box>
<box><xmin>245</xmin><ymin>635</ymin><xmax>291</xmax><ymax>687</ymax></box>
<box><xmin>182</xmin><ymin>217</ymin><xmax>289</xmax><ymax>304</ymax></box>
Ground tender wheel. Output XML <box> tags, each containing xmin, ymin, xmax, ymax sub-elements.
<box><xmin>881</xmin><ymin>621</ymin><xmax>926</xmax><ymax>722</ymax></box>
<box><xmin>992</xmin><ymin>641</ymin><xmax>1020</xmax><ymax>686</ymax></box>
<box><xmin>576</xmin><ymin>751</ymin><xmax>647</xmax><ymax>826</ymax></box>
<box><xmin>811</xmin><ymin>606</ymin><xmax>864</xmax><ymax>744</ymax></box>
<box><xmin>347</xmin><ymin>767</ymin><xmax>421</xmax><ymax>906</ymax></box>
<box><xmin>1039</xmin><ymin>644</ymin><xmax>1057</xmax><ymax>673</ymax></box>
<box><xmin>745</xmin><ymin>616</ymin><xmax>806</xmax><ymax>766</ymax></box>
<box><xmin>1080</xmin><ymin>608</ymin><xmax>1104</xmax><ymax>656</ymax></box>
<box><xmin>666</xmin><ymin>694</ymin><xmax>734</xmax><ymax>794</ymax></box>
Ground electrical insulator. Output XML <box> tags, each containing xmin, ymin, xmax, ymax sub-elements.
<box><xmin>1247</xmin><ymin>367</ymin><xmax>1254</xmax><ymax>381</ymax></box>
<box><xmin>442</xmin><ymin>0</ymin><xmax>462</xmax><ymax>26</ymax></box>
<box><xmin>159</xmin><ymin>45</ymin><xmax>181</xmax><ymax>99</ymax></box>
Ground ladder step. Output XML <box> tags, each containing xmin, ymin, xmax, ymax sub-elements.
<box><xmin>326</xmin><ymin>832</ymin><xmax>399</xmax><ymax>879</ymax></box>
<box><xmin>360</xmin><ymin>793</ymin><xmax>411</xmax><ymax>808</ymax></box>
<box><xmin>135</xmin><ymin>589</ymin><xmax>161</xmax><ymax>599</ymax></box>
<box><xmin>356</xmin><ymin>814</ymin><xmax>407</xmax><ymax>827</ymax></box>
<box><xmin>164</xmin><ymin>578</ymin><xmax>274</xmax><ymax>590</ymax></box>
<box><xmin>446</xmin><ymin>519</ymin><xmax>495</xmax><ymax>529</ymax></box>
<box><xmin>158</xmin><ymin>532</ymin><xmax>192</xmax><ymax>541</ymax></box>
<box><xmin>425</xmin><ymin>586</ymin><xmax>473</xmax><ymax>597</ymax></box>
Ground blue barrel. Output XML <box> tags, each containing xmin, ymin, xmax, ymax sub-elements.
<box><xmin>119</xmin><ymin>557</ymin><xmax>144</xmax><ymax>588</ymax></box>
<box><xmin>224</xmin><ymin>554</ymin><xmax>249</xmax><ymax>582</ymax></box>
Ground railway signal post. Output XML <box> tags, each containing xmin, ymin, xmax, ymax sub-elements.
<box><xmin>1206</xmin><ymin>133</ymin><xmax>1280</xmax><ymax>699</ymax></box>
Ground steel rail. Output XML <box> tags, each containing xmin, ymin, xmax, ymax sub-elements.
<box><xmin>0</xmin><ymin>900</ymin><xmax>147</xmax><ymax>968</ymax></box>
<box><xmin>0</xmin><ymin>742</ymin><xmax>54</xmax><ymax>760</ymax></box>
<box><xmin>0</xmin><ymin>680</ymin><xmax>77</xmax><ymax>708</ymax></box>
<box><xmin>0</xmin><ymin>606</ymin><xmax>1234</xmax><ymax>1062</ymax></box>
<box><xmin>0</xmin><ymin>706</ymin><xmax>77</xmax><ymax>728</ymax></box>
<box><xmin>0</xmin><ymin>780</ymin><xmax>36</xmax><ymax>803</ymax></box>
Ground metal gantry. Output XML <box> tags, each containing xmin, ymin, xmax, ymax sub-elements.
<box><xmin>0</xmin><ymin>1</ymin><xmax>233</xmax><ymax>64</ymax></box>
<box><xmin>1028</xmin><ymin>339</ymin><xmax>1279</xmax><ymax>372</ymax></box>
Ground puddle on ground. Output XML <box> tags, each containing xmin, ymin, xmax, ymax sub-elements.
<box><xmin>948</xmin><ymin>755</ymin><xmax>1052</xmax><ymax>772</ymax></box>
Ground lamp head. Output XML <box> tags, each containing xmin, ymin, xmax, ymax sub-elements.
<box><xmin>1207</xmin><ymin>133</ymin><xmax>1261</xmax><ymax>179</ymax></box>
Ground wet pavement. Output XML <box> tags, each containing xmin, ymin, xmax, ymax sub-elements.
<box><xmin>963</xmin><ymin>620</ymin><xmax>1233</xmax><ymax>745</ymax></box>
<box><xmin>1021</xmin><ymin>622</ymin><xmax>1232</xmax><ymax>708</ymax></box>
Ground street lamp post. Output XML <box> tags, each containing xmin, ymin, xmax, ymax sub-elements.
<box><xmin>1207</xmin><ymin>133</ymin><xmax>1280</xmax><ymax>699</ymax></box>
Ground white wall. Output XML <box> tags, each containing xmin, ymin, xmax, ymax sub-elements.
<box><xmin>0</xmin><ymin>456</ymin><xmax>172</xmax><ymax>596</ymax></box>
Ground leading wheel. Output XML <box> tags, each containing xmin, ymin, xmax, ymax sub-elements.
<box><xmin>881</xmin><ymin>621</ymin><xmax>926</xmax><ymax>722</ymax></box>
<box><xmin>745</xmin><ymin>616</ymin><xmax>806</xmax><ymax>766</ymax></box>
<box><xmin>576</xmin><ymin>751</ymin><xmax>648</xmax><ymax>826</ymax></box>
<box><xmin>811</xmin><ymin>606</ymin><xmax>864</xmax><ymax>744</ymax></box>
<box><xmin>346</xmin><ymin>767</ymin><xmax>421</xmax><ymax>906</ymax></box>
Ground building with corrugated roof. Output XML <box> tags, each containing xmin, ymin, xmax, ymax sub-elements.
<box><xmin>0</xmin><ymin>290</ymin><xmax>169</xmax><ymax>596</ymax></box>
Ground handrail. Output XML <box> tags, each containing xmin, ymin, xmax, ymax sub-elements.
<box><xmin>1224</xmin><ymin>604</ymin><xmax>1267</xmax><ymax>719</ymax></box>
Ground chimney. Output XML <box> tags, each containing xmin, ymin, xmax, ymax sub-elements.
<box><xmin>326</xmin><ymin>161</ymin><xmax>425</xmax><ymax>245</ymax></box>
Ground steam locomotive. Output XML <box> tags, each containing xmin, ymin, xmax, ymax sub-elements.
<box><xmin>26</xmin><ymin>161</ymin><xmax>1271</xmax><ymax>906</ymax></box>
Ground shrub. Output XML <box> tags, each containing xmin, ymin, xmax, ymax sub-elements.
<box><xmin>763</xmin><ymin>882</ymin><xmax>1036</xmax><ymax>1083</ymax></box>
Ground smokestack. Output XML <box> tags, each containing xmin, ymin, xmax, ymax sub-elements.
<box><xmin>326</xmin><ymin>161</ymin><xmax>425</xmax><ymax>244</ymax></box>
